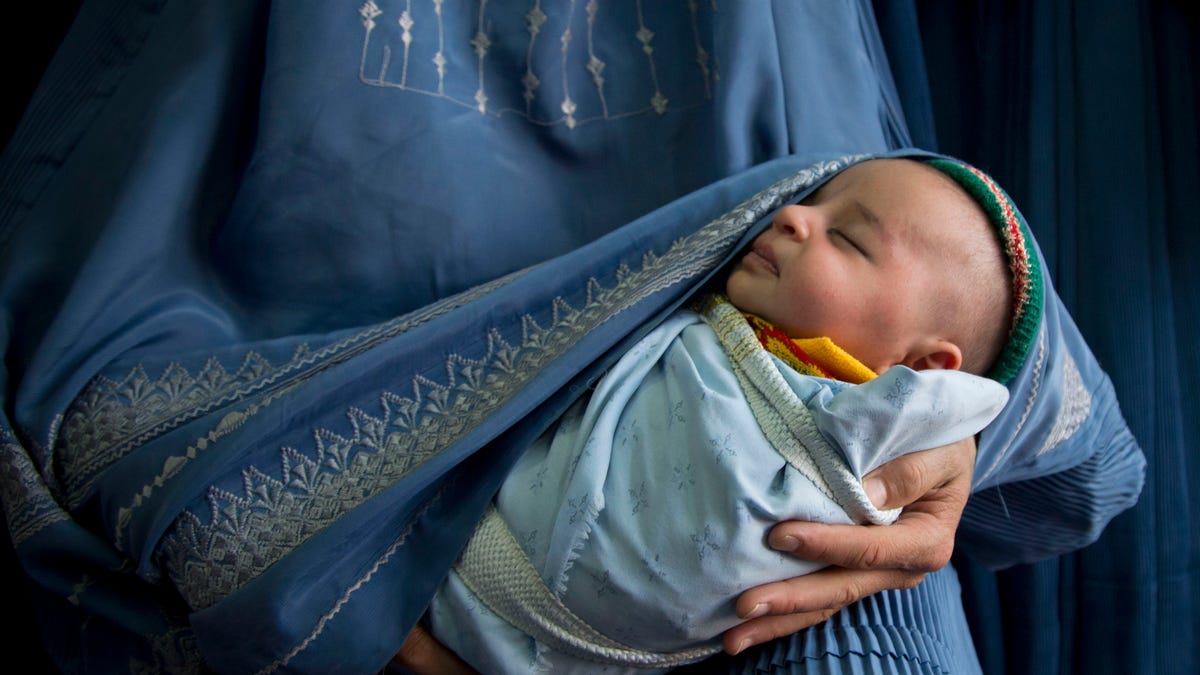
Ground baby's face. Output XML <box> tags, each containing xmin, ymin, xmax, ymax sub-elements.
<box><xmin>726</xmin><ymin>159</ymin><xmax>979</xmax><ymax>373</ymax></box>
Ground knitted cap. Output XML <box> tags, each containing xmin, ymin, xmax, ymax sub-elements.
<box><xmin>927</xmin><ymin>159</ymin><xmax>1043</xmax><ymax>385</ymax></box>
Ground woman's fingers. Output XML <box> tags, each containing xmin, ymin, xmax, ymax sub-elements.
<box><xmin>722</xmin><ymin>608</ymin><xmax>840</xmax><ymax>655</ymax></box>
<box><xmin>724</xmin><ymin>567</ymin><xmax>922</xmax><ymax>654</ymax></box>
<box><xmin>863</xmin><ymin>437</ymin><xmax>976</xmax><ymax>511</ymax></box>
<box><xmin>767</xmin><ymin>492</ymin><xmax>963</xmax><ymax>572</ymax></box>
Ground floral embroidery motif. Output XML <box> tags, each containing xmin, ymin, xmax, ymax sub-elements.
<box><xmin>628</xmin><ymin>480</ymin><xmax>648</xmax><ymax>515</ymax></box>
<box><xmin>529</xmin><ymin>465</ymin><xmax>548</xmax><ymax>491</ymax></box>
<box><xmin>671</xmin><ymin>462</ymin><xmax>694</xmax><ymax>491</ymax></box>
<box><xmin>566</xmin><ymin>491</ymin><xmax>594</xmax><ymax>525</ymax></box>
<box><xmin>666</xmin><ymin>399</ymin><xmax>685</xmax><ymax>428</ymax></box>
<box><xmin>591</xmin><ymin>569</ymin><xmax>615</xmax><ymax>597</ymax></box>
<box><xmin>884</xmin><ymin>376</ymin><xmax>915</xmax><ymax>409</ymax></box>
<box><xmin>690</xmin><ymin>524</ymin><xmax>721</xmax><ymax>560</ymax></box>
<box><xmin>709</xmin><ymin>432</ymin><xmax>735</xmax><ymax>464</ymax></box>
<box><xmin>642</xmin><ymin>553</ymin><xmax>666</xmax><ymax>583</ymax></box>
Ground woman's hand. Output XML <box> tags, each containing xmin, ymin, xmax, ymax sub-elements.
<box><xmin>722</xmin><ymin>436</ymin><xmax>977</xmax><ymax>655</ymax></box>
<box><xmin>392</xmin><ymin>623</ymin><xmax>477</xmax><ymax>675</ymax></box>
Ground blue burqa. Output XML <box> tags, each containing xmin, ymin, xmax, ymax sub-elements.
<box><xmin>0</xmin><ymin>2</ymin><xmax>1144</xmax><ymax>672</ymax></box>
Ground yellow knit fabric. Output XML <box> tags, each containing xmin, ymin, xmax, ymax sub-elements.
<box><xmin>693</xmin><ymin>295</ymin><xmax>877</xmax><ymax>384</ymax></box>
<box><xmin>785</xmin><ymin>336</ymin><xmax>877</xmax><ymax>384</ymax></box>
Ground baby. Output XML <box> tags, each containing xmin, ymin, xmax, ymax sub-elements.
<box><xmin>428</xmin><ymin>158</ymin><xmax>1037</xmax><ymax>673</ymax></box>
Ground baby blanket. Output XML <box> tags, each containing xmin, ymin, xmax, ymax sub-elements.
<box><xmin>431</xmin><ymin>300</ymin><xmax>1007</xmax><ymax>673</ymax></box>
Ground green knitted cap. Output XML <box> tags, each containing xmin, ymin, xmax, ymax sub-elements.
<box><xmin>927</xmin><ymin>159</ymin><xmax>1043</xmax><ymax>385</ymax></box>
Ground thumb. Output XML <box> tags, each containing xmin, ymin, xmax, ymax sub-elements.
<box><xmin>862</xmin><ymin>437</ymin><xmax>976</xmax><ymax>510</ymax></box>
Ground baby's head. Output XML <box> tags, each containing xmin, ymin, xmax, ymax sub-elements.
<box><xmin>727</xmin><ymin>157</ymin><xmax>1038</xmax><ymax>381</ymax></box>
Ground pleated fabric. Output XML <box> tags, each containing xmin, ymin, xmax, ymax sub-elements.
<box><xmin>676</xmin><ymin>566</ymin><xmax>979</xmax><ymax>675</ymax></box>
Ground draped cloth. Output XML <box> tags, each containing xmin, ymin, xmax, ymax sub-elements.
<box><xmin>0</xmin><ymin>1</ymin><xmax>1144</xmax><ymax>673</ymax></box>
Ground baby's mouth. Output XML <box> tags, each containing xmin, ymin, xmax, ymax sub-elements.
<box><xmin>746</xmin><ymin>241</ymin><xmax>779</xmax><ymax>275</ymax></box>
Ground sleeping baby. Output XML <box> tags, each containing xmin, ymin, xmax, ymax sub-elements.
<box><xmin>428</xmin><ymin>158</ymin><xmax>1038</xmax><ymax>673</ymax></box>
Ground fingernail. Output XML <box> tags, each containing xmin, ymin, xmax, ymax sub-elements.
<box><xmin>733</xmin><ymin>638</ymin><xmax>752</xmax><ymax>655</ymax></box>
<box><xmin>772</xmin><ymin>535</ymin><xmax>799</xmax><ymax>552</ymax></box>
<box><xmin>866</xmin><ymin>477</ymin><xmax>887</xmax><ymax>507</ymax></box>
<box><xmin>743</xmin><ymin>603</ymin><xmax>768</xmax><ymax>620</ymax></box>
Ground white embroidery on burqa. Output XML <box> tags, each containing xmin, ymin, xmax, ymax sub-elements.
<box><xmin>687</xmin><ymin>0</ymin><xmax>712</xmax><ymax>98</ymax></box>
<box><xmin>360</xmin><ymin>1</ymin><xmax>384</xmax><ymax>81</ymax></box>
<box><xmin>584</xmin><ymin>0</ymin><xmax>609</xmax><ymax>117</ymax></box>
<box><xmin>1037</xmin><ymin>352</ymin><xmax>1091</xmax><ymax>455</ymax></box>
<box><xmin>147</xmin><ymin>156</ymin><xmax>863</xmax><ymax>611</ymax></box>
<box><xmin>470</xmin><ymin>0</ymin><xmax>491</xmax><ymax>112</ymax></box>
<box><xmin>360</xmin><ymin>1</ymin><xmax>382</xmax><ymax>31</ymax></box>
<box><xmin>115</xmin><ymin>386</ymin><xmax>296</xmax><ymax>552</ymax></box>
<box><xmin>433</xmin><ymin>0</ymin><xmax>446</xmax><ymax>91</ymax></box>
<box><xmin>560</xmin><ymin>0</ymin><xmax>578</xmax><ymax>128</ymax></box>
<box><xmin>58</xmin><ymin>268</ymin><xmax>525</xmax><ymax>510</ymax></box>
<box><xmin>522</xmin><ymin>1</ymin><xmax>545</xmax><ymax>114</ymax></box>
<box><xmin>398</xmin><ymin>0</ymin><xmax>414</xmax><ymax>86</ymax></box>
<box><xmin>635</xmin><ymin>0</ymin><xmax>667</xmax><ymax>114</ymax></box>
<box><xmin>0</xmin><ymin>436</ymin><xmax>69</xmax><ymax>547</ymax></box>
<box><xmin>357</xmin><ymin>0</ymin><xmax>718</xmax><ymax>127</ymax></box>
<box><xmin>66</xmin><ymin>575</ymin><xmax>91</xmax><ymax>606</ymax></box>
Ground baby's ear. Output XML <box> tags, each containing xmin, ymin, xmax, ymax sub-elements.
<box><xmin>904</xmin><ymin>338</ymin><xmax>963</xmax><ymax>371</ymax></box>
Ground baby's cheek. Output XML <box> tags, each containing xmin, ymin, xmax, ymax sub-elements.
<box><xmin>724</xmin><ymin>268</ymin><xmax>753</xmax><ymax>305</ymax></box>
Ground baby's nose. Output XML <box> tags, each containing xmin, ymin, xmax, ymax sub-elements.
<box><xmin>773</xmin><ymin>205</ymin><xmax>812</xmax><ymax>240</ymax></box>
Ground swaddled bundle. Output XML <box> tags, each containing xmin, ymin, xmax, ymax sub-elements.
<box><xmin>430</xmin><ymin>297</ymin><xmax>1008</xmax><ymax>673</ymax></box>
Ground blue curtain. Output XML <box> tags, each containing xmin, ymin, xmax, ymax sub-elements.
<box><xmin>885</xmin><ymin>1</ymin><xmax>1198</xmax><ymax>672</ymax></box>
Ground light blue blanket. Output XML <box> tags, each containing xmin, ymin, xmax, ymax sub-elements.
<box><xmin>431</xmin><ymin>303</ymin><xmax>1007</xmax><ymax>673</ymax></box>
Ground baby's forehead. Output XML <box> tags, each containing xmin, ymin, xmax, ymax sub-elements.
<box><xmin>817</xmin><ymin>158</ymin><xmax>965</xmax><ymax>196</ymax></box>
<box><xmin>815</xmin><ymin>159</ymin><xmax>992</xmax><ymax>238</ymax></box>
